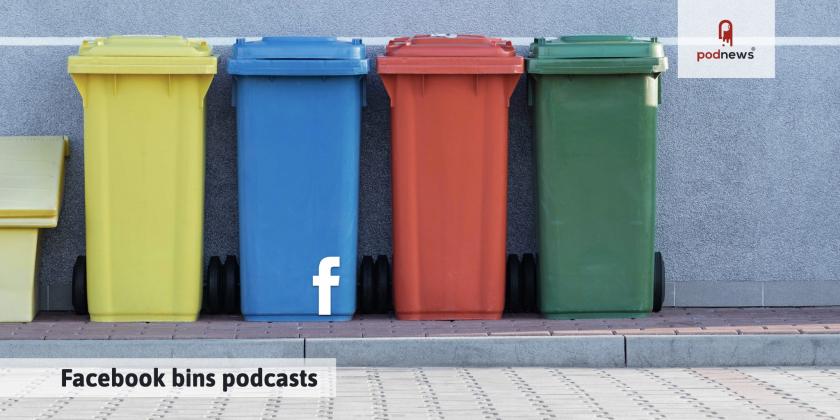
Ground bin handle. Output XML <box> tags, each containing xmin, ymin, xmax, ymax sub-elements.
<box><xmin>231</xmin><ymin>77</ymin><xmax>237</xmax><ymax>108</ymax></box>
<box><xmin>70</xmin><ymin>74</ymin><xmax>87</xmax><ymax>108</ymax></box>
<box><xmin>361</xmin><ymin>76</ymin><xmax>367</xmax><ymax>108</ymax></box>
<box><xmin>527</xmin><ymin>75</ymin><xmax>534</xmax><ymax>107</ymax></box>
<box><xmin>657</xmin><ymin>73</ymin><xmax>663</xmax><ymax>105</ymax></box>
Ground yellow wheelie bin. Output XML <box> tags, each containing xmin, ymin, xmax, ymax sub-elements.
<box><xmin>0</xmin><ymin>136</ymin><xmax>69</xmax><ymax>322</ymax></box>
<box><xmin>68</xmin><ymin>36</ymin><xmax>216</xmax><ymax>322</ymax></box>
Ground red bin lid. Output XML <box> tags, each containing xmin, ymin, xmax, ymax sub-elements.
<box><xmin>377</xmin><ymin>34</ymin><xmax>523</xmax><ymax>74</ymax></box>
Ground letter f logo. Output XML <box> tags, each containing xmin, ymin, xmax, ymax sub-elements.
<box><xmin>313</xmin><ymin>257</ymin><xmax>340</xmax><ymax>316</ymax></box>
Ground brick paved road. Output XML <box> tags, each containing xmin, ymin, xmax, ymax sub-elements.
<box><xmin>1</xmin><ymin>367</ymin><xmax>839</xmax><ymax>419</ymax></box>
<box><xmin>3</xmin><ymin>308</ymin><xmax>839</xmax><ymax>339</ymax></box>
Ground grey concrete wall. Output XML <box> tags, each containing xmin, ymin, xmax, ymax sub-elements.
<box><xmin>1</xmin><ymin>0</ymin><xmax>839</xmax><ymax>310</ymax></box>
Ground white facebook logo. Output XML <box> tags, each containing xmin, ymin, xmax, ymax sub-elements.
<box><xmin>312</xmin><ymin>257</ymin><xmax>341</xmax><ymax>316</ymax></box>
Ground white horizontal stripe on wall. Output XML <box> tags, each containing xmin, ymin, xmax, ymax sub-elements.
<box><xmin>1</xmin><ymin>36</ymin><xmax>840</xmax><ymax>47</ymax></box>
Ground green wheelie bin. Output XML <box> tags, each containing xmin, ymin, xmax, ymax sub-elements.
<box><xmin>527</xmin><ymin>36</ymin><xmax>668</xmax><ymax>319</ymax></box>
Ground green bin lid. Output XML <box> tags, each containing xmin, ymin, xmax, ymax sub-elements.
<box><xmin>527</xmin><ymin>35</ymin><xmax>667</xmax><ymax>75</ymax></box>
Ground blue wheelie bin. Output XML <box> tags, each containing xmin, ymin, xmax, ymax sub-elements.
<box><xmin>228</xmin><ymin>37</ymin><xmax>369</xmax><ymax>321</ymax></box>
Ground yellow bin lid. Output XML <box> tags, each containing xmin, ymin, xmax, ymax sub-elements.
<box><xmin>0</xmin><ymin>136</ymin><xmax>69</xmax><ymax>228</ymax></box>
<box><xmin>68</xmin><ymin>35</ymin><xmax>217</xmax><ymax>75</ymax></box>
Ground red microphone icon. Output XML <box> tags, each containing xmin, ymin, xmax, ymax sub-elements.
<box><xmin>719</xmin><ymin>19</ymin><xmax>733</xmax><ymax>47</ymax></box>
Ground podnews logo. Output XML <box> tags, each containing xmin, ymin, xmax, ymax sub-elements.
<box><xmin>696</xmin><ymin>19</ymin><xmax>756</xmax><ymax>62</ymax></box>
<box><xmin>678</xmin><ymin>0</ymin><xmax>775</xmax><ymax>78</ymax></box>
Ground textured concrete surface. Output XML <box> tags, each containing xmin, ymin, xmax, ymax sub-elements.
<box><xmin>764</xmin><ymin>281</ymin><xmax>840</xmax><ymax>306</ymax></box>
<box><xmin>4</xmin><ymin>308</ymin><xmax>840</xmax><ymax>339</ymax></box>
<box><xmin>674</xmin><ymin>281</ymin><xmax>764</xmax><ymax>307</ymax></box>
<box><xmin>0</xmin><ymin>339</ymin><xmax>303</xmax><ymax>358</ymax></box>
<box><xmin>1</xmin><ymin>334</ymin><xmax>838</xmax><ymax>366</ymax></box>
<box><xmin>2</xmin><ymin>367</ymin><xmax>840</xmax><ymax>418</ymax></box>
<box><xmin>0</xmin><ymin>1</ymin><xmax>839</xmax><ymax>309</ymax></box>
<box><xmin>2</xmin><ymin>309</ymin><xmax>840</xmax><ymax>366</ymax></box>
<box><xmin>2</xmin><ymin>0</ymin><xmax>839</xmax><ymax>37</ymax></box>
<box><xmin>627</xmin><ymin>335</ymin><xmax>840</xmax><ymax>367</ymax></box>
<box><xmin>304</xmin><ymin>336</ymin><xmax>625</xmax><ymax>367</ymax></box>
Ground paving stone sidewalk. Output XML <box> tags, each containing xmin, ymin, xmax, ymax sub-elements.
<box><xmin>0</xmin><ymin>308</ymin><xmax>838</xmax><ymax>340</ymax></box>
<box><xmin>1</xmin><ymin>367</ymin><xmax>839</xmax><ymax>418</ymax></box>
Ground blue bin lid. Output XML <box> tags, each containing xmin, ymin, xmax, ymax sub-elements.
<box><xmin>228</xmin><ymin>37</ymin><xmax>369</xmax><ymax>76</ymax></box>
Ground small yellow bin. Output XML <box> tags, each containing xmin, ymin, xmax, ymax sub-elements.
<box><xmin>69</xmin><ymin>36</ymin><xmax>216</xmax><ymax>322</ymax></box>
<box><xmin>0</xmin><ymin>136</ymin><xmax>69</xmax><ymax>322</ymax></box>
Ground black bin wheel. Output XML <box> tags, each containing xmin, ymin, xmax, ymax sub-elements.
<box><xmin>72</xmin><ymin>256</ymin><xmax>88</xmax><ymax>316</ymax></box>
<box><xmin>505</xmin><ymin>254</ymin><xmax>521</xmax><ymax>313</ymax></box>
<box><xmin>520</xmin><ymin>253</ymin><xmax>538</xmax><ymax>313</ymax></box>
<box><xmin>374</xmin><ymin>255</ymin><xmax>391</xmax><ymax>314</ymax></box>
<box><xmin>204</xmin><ymin>256</ymin><xmax>223</xmax><ymax>315</ymax></box>
<box><xmin>359</xmin><ymin>256</ymin><xmax>376</xmax><ymax>314</ymax></box>
<box><xmin>653</xmin><ymin>251</ymin><xmax>664</xmax><ymax>313</ymax></box>
<box><xmin>223</xmin><ymin>255</ymin><xmax>240</xmax><ymax>315</ymax></box>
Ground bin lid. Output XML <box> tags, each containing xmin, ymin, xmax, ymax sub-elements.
<box><xmin>527</xmin><ymin>36</ymin><xmax>667</xmax><ymax>75</ymax></box>
<box><xmin>228</xmin><ymin>37</ymin><xmax>369</xmax><ymax>76</ymax></box>
<box><xmin>68</xmin><ymin>35</ymin><xmax>217</xmax><ymax>75</ymax></box>
<box><xmin>0</xmin><ymin>136</ymin><xmax>69</xmax><ymax>228</ymax></box>
<box><xmin>377</xmin><ymin>34</ymin><xmax>524</xmax><ymax>74</ymax></box>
